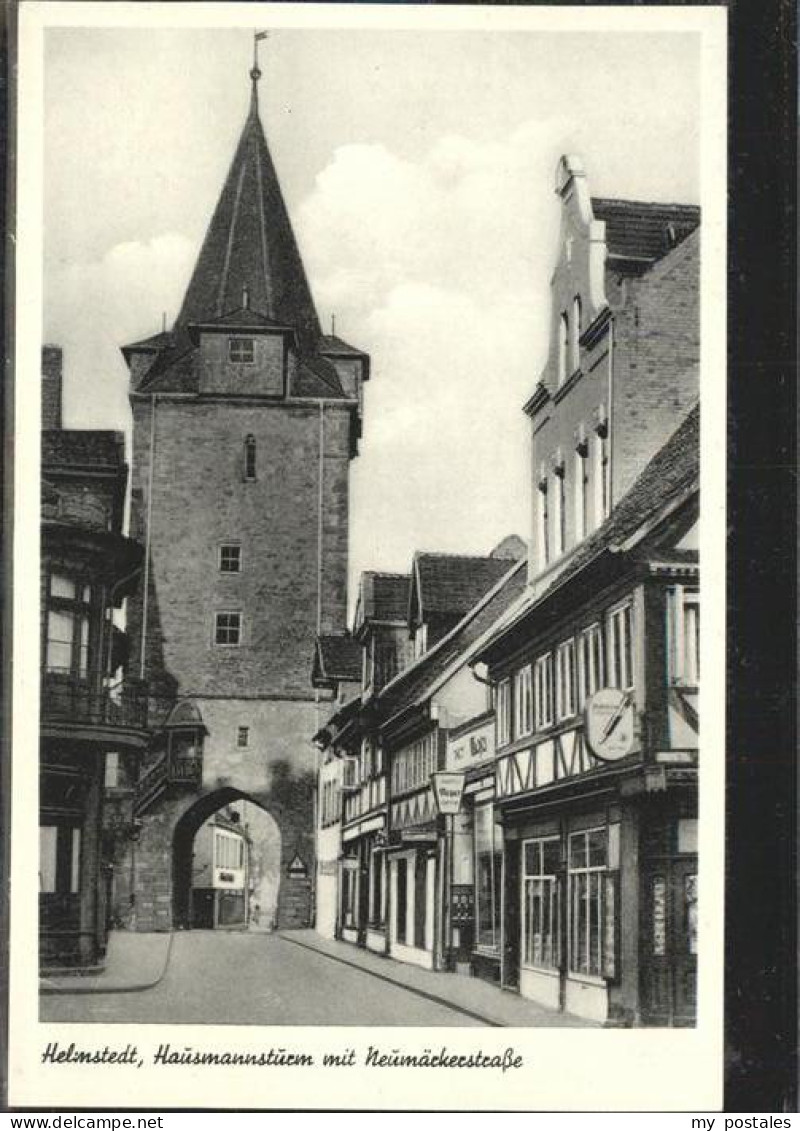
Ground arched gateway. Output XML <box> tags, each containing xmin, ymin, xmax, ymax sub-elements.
<box><xmin>111</xmin><ymin>56</ymin><xmax>370</xmax><ymax>933</ymax></box>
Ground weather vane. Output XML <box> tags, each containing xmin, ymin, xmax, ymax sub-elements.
<box><xmin>251</xmin><ymin>30</ymin><xmax>269</xmax><ymax>85</ymax></box>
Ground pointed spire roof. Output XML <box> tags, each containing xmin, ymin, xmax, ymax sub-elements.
<box><xmin>175</xmin><ymin>79</ymin><xmax>321</xmax><ymax>355</ymax></box>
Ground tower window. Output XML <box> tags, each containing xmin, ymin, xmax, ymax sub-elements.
<box><xmin>237</xmin><ymin>726</ymin><xmax>250</xmax><ymax>748</ymax></box>
<box><xmin>244</xmin><ymin>435</ymin><xmax>257</xmax><ymax>481</ymax></box>
<box><xmin>229</xmin><ymin>337</ymin><xmax>255</xmax><ymax>364</ymax></box>
<box><xmin>215</xmin><ymin>611</ymin><xmax>242</xmax><ymax>646</ymax></box>
<box><xmin>220</xmin><ymin>544</ymin><xmax>242</xmax><ymax>573</ymax></box>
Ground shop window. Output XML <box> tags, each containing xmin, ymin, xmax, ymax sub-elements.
<box><xmin>578</xmin><ymin>623</ymin><xmax>604</xmax><ymax>706</ymax></box>
<box><xmin>534</xmin><ymin>653</ymin><xmax>554</xmax><ymax>730</ymax></box>
<box><xmin>229</xmin><ymin>337</ymin><xmax>255</xmax><ymax>364</ymax></box>
<box><xmin>370</xmin><ymin>851</ymin><xmax>384</xmax><ymax>928</ymax></box>
<box><xmin>46</xmin><ymin>573</ymin><xmax>92</xmax><ymax>676</ymax></box>
<box><xmin>568</xmin><ymin>828</ymin><xmax>617</xmax><ymax>978</ymax></box>
<box><xmin>474</xmin><ymin>804</ymin><xmax>502</xmax><ymax>950</ymax></box>
<box><xmin>496</xmin><ymin>678</ymin><xmax>511</xmax><ymax>746</ymax></box>
<box><xmin>667</xmin><ymin>587</ymin><xmax>700</xmax><ymax>686</ymax></box>
<box><xmin>514</xmin><ymin>664</ymin><xmax>533</xmax><ymax>737</ymax></box>
<box><xmin>522</xmin><ymin>837</ymin><xmax>561</xmax><ymax>970</ymax></box>
<box><xmin>214</xmin><ymin>611</ymin><xmax>242</xmax><ymax>646</ymax></box>
<box><xmin>39</xmin><ymin>825</ymin><xmax>81</xmax><ymax>894</ymax></box>
<box><xmin>396</xmin><ymin>858</ymin><xmax>408</xmax><ymax>943</ymax></box>
<box><xmin>607</xmin><ymin>604</ymin><xmax>634</xmax><ymax>690</ymax></box>
<box><xmin>220</xmin><ymin>544</ymin><xmax>242</xmax><ymax>573</ymax></box>
<box><xmin>342</xmin><ymin>864</ymin><xmax>357</xmax><ymax>929</ymax></box>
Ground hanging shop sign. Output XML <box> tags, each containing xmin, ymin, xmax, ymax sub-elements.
<box><xmin>584</xmin><ymin>688</ymin><xmax>635</xmax><ymax>762</ymax></box>
<box><xmin>430</xmin><ymin>771</ymin><xmax>466</xmax><ymax>816</ymax></box>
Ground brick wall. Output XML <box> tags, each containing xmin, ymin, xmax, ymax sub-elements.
<box><xmin>611</xmin><ymin>229</ymin><xmax>700</xmax><ymax>501</ymax></box>
<box><xmin>42</xmin><ymin>345</ymin><xmax>63</xmax><ymax>431</ymax></box>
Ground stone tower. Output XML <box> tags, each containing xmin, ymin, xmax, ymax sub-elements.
<box><xmin>119</xmin><ymin>60</ymin><xmax>370</xmax><ymax>932</ymax></box>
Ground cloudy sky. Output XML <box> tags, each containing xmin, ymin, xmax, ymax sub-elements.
<box><xmin>43</xmin><ymin>19</ymin><xmax>701</xmax><ymax>600</ymax></box>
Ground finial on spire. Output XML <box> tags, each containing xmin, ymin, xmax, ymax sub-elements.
<box><xmin>250</xmin><ymin>30</ymin><xmax>269</xmax><ymax>108</ymax></box>
<box><xmin>331</xmin><ymin>313</ymin><xmax>336</xmax><ymax>336</ymax></box>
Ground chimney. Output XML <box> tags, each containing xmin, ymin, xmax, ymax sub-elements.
<box><xmin>42</xmin><ymin>345</ymin><xmax>63</xmax><ymax>430</ymax></box>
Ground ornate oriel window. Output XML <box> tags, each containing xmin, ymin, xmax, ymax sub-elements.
<box><xmin>45</xmin><ymin>573</ymin><xmax>92</xmax><ymax>677</ymax></box>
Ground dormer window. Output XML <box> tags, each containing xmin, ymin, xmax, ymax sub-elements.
<box><xmin>229</xmin><ymin>337</ymin><xmax>255</xmax><ymax>364</ymax></box>
<box><xmin>244</xmin><ymin>435</ymin><xmax>257</xmax><ymax>481</ymax></box>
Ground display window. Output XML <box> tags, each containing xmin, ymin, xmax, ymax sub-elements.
<box><xmin>521</xmin><ymin>836</ymin><xmax>561</xmax><ymax>970</ymax></box>
<box><xmin>474</xmin><ymin>803</ymin><xmax>502</xmax><ymax>950</ymax></box>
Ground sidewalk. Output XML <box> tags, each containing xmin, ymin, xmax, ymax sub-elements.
<box><xmin>279</xmin><ymin>930</ymin><xmax>598</xmax><ymax>1027</ymax></box>
<box><xmin>39</xmin><ymin>931</ymin><xmax>173</xmax><ymax>995</ymax></box>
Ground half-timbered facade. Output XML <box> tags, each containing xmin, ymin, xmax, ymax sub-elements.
<box><xmin>473</xmin><ymin>158</ymin><xmax>700</xmax><ymax>1027</ymax></box>
<box><xmin>380</xmin><ymin>552</ymin><xmax>526</xmax><ymax>971</ymax></box>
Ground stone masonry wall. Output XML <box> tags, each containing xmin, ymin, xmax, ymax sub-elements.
<box><xmin>126</xmin><ymin>397</ymin><xmax>352</xmax><ymax>708</ymax></box>
<box><xmin>611</xmin><ymin>229</ymin><xmax>700</xmax><ymax>501</ymax></box>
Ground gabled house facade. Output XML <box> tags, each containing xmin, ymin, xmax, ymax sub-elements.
<box><xmin>473</xmin><ymin>156</ymin><xmax>700</xmax><ymax>1027</ymax></box>
<box><xmin>40</xmin><ymin>347</ymin><xmax>146</xmax><ymax>967</ymax></box>
<box><xmin>379</xmin><ymin>552</ymin><xmax>526</xmax><ymax>972</ymax></box>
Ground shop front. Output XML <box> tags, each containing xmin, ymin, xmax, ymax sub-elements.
<box><xmin>339</xmin><ymin>813</ymin><xmax>388</xmax><ymax>953</ymax></box>
<box><xmin>446</xmin><ymin>712</ymin><xmax>502</xmax><ymax>982</ymax></box>
<box><xmin>387</xmin><ymin>831</ymin><xmax>438</xmax><ymax>969</ymax></box>
<box><xmin>496</xmin><ymin>733</ymin><xmax>698</xmax><ymax>1026</ymax></box>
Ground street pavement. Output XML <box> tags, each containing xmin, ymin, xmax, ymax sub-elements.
<box><xmin>40</xmin><ymin>931</ymin><xmax>489</xmax><ymax>1026</ymax></box>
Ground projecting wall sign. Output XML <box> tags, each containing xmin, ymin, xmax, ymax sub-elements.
<box><xmin>584</xmin><ymin>688</ymin><xmax>635</xmax><ymax>762</ymax></box>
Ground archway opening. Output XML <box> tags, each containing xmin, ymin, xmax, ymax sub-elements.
<box><xmin>172</xmin><ymin>788</ymin><xmax>282</xmax><ymax>932</ymax></box>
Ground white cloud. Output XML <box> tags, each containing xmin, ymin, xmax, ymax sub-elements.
<box><xmin>296</xmin><ymin>119</ymin><xmax>565</xmax><ymax>578</ymax></box>
<box><xmin>44</xmin><ymin>232</ymin><xmax>195</xmax><ymax>429</ymax></box>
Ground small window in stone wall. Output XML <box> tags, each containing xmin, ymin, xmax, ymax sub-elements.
<box><xmin>215</xmin><ymin>611</ymin><xmax>242</xmax><ymax>646</ymax></box>
<box><xmin>237</xmin><ymin>726</ymin><xmax>249</xmax><ymax>748</ymax></box>
<box><xmin>220</xmin><ymin>544</ymin><xmax>242</xmax><ymax>573</ymax></box>
<box><xmin>243</xmin><ymin>435</ymin><xmax>257</xmax><ymax>481</ymax></box>
<box><xmin>229</xmin><ymin>337</ymin><xmax>255</xmax><ymax>364</ymax></box>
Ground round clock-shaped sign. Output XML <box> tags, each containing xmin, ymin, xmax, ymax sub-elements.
<box><xmin>584</xmin><ymin>688</ymin><xmax>635</xmax><ymax>762</ymax></box>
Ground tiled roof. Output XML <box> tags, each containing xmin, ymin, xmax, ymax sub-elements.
<box><xmin>592</xmin><ymin>197</ymin><xmax>700</xmax><ymax>267</ymax></box>
<box><xmin>129</xmin><ymin>94</ymin><xmax>356</xmax><ymax>402</ymax></box>
<box><xmin>137</xmin><ymin>342</ymin><xmax>198</xmax><ymax>394</ymax></box>
<box><xmin>319</xmin><ymin>334</ymin><xmax>368</xmax><ymax>359</ymax></box>
<box><xmin>316</xmin><ymin>634</ymin><xmax>362</xmax><ymax>684</ymax></box>
<box><xmin>292</xmin><ymin>354</ymin><xmax>346</xmax><ymax>398</ymax></box>
<box><xmin>121</xmin><ymin>330</ymin><xmax>176</xmax><ymax>359</ymax></box>
<box><xmin>414</xmin><ymin>553</ymin><xmax>515</xmax><ymax>620</ymax></box>
<box><xmin>379</xmin><ymin>560</ymin><xmax>526</xmax><ymax>729</ymax></box>
<box><xmin>551</xmin><ymin>403</ymin><xmax>699</xmax><ymax>591</ymax></box>
<box><xmin>358</xmin><ymin>572</ymin><xmax>411</xmax><ymax>625</ymax></box>
<box><xmin>42</xmin><ymin>430</ymin><xmax>125</xmax><ymax>470</ymax></box>
<box><xmin>175</xmin><ymin>95</ymin><xmax>321</xmax><ymax>356</ymax></box>
<box><xmin>189</xmin><ymin>305</ymin><xmax>295</xmax><ymax>332</ymax></box>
